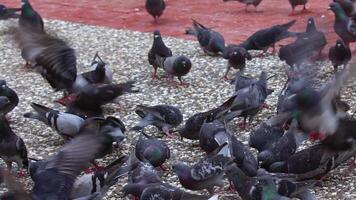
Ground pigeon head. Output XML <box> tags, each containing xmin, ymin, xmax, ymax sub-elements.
<box><xmin>306</xmin><ymin>17</ymin><xmax>317</xmax><ymax>32</ymax></box>
<box><xmin>21</xmin><ymin>0</ymin><xmax>34</xmax><ymax>15</ymax></box>
<box><xmin>329</xmin><ymin>2</ymin><xmax>348</xmax><ymax>19</ymax></box>
<box><xmin>335</xmin><ymin>39</ymin><xmax>345</xmax><ymax>48</ymax></box>
<box><xmin>172</xmin><ymin>162</ymin><xmax>190</xmax><ymax>177</ymax></box>
<box><xmin>257</xmin><ymin>151</ymin><xmax>273</xmax><ymax>165</ymax></box>
<box><xmin>144</xmin><ymin>146</ymin><xmax>166</xmax><ymax>167</ymax></box>
<box><xmin>153</xmin><ymin>30</ymin><xmax>161</xmax><ymax>39</ymax></box>
<box><xmin>173</xmin><ymin>56</ymin><xmax>192</xmax><ymax>77</ymax></box>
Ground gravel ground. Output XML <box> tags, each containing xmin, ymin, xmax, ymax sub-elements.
<box><xmin>0</xmin><ymin>19</ymin><xmax>355</xmax><ymax>200</ymax></box>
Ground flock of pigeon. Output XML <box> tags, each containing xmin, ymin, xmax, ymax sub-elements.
<box><xmin>0</xmin><ymin>0</ymin><xmax>356</xmax><ymax>199</ymax></box>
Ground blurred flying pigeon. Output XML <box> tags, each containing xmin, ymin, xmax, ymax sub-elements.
<box><xmin>0</xmin><ymin>4</ymin><xmax>21</xmax><ymax>20</ymax></box>
<box><xmin>223</xmin><ymin>0</ymin><xmax>264</xmax><ymax>12</ymax></box>
<box><xmin>295</xmin><ymin>17</ymin><xmax>327</xmax><ymax>58</ymax></box>
<box><xmin>0</xmin><ymin>80</ymin><xmax>19</xmax><ymax>116</ymax></box>
<box><xmin>56</xmin><ymin>81</ymin><xmax>138</xmax><ymax>118</ymax></box>
<box><xmin>70</xmin><ymin>156</ymin><xmax>130</xmax><ymax>199</ymax></box>
<box><xmin>329</xmin><ymin>39</ymin><xmax>352</xmax><ymax>72</ymax></box>
<box><xmin>186</xmin><ymin>19</ymin><xmax>226</xmax><ymax>56</ymax></box>
<box><xmin>258</xmin><ymin>120</ymin><xmax>307</xmax><ymax>170</ymax></box>
<box><xmin>145</xmin><ymin>0</ymin><xmax>165</xmax><ymax>23</ymax></box>
<box><xmin>71</xmin><ymin>53</ymin><xmax>112</xmax><ymax>93</ymax></box>
<box><xmin>240</xmin><ymin>20</ymin><xmax>297</xmax><ymax>55</ymax></box>
<box><xmin>19</xmin><ymin>0</ymin><xmax>44</xmax><ymax>33</ymax></box>
<box><xmin>28</xmin><ymin>134</ymin><xmax>114</xmax><ymax>200</ymax></box>
<box><xmin>329</xmin><ymin>2</ymin><xmax>356</xmax><ymax>46</ymax></box>
<box><xmin>172</xmin><ymin>154</ymin><xmax>230</xmax><ymax>194</ymax></box>
<box><xmin>288</xmin><ymin>0</ymin><xmax>309</xmax><ymax>15</ymax></box>
<box><xmin>249</xmin><ymin>116</ymin><xmax>285</xmax><ymax>152</ymax></box>
<box><xmin>24</xmin><ymin>103</ymin><xmax>85</xmax><ymax>140</ymax></box>
<box><xmin>269</xmin><ymin>142</ymin><xmax>356</xmax><ymax>179</ymax></box>
<box><xmin>131</xmin><ymin>104</ymin><xmax>183</xmax><ymax>137</ymax></box>
<box><xmin>148</xmin><ymin>30</ymin><xmax>172</xmax><ymax>79</ymax></box>
<box><xmin>222</xmin><ymin>44</ymin><xmax>252</xmax><ymax>80</ymax></box>
<box><xmin>135</xmin><ymin>132</ymin><xmax>170</xmax><ymax>169</ymax></box>
<box><xmin>178</xmin><ymin>96</ymin><xmax>235</xmax><ymax>140</ymax></box>
<box><xmin>0</xmin><ymin>115</ymin><xmax>28</xmax><ymax>176</ymax></box>
<box><xmin>154</xmin><ymin>54</ymin><xmax>192</xmax><ymax>86</ymax></box>
<box><xmin>14</xmin><ymin>27</ymin><xmax>77</xmax><ymax>91</ymax></box>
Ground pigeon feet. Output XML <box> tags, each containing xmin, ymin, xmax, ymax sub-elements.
<box><xmin>223</xmin><ymin>75</ymin><xmax>230</xmax><ymax>81</ymax></box>
<box><xmin>23</xmin><ymin>61</ymin><xmax>32</xmax><ymax>69</ymax></box>
<box><xmin>227</xmin><ymin>181</ymin><xmax>235</xmax><ymax>192</ymax></box>
<box><xmin>17</xmin><ymin>170</ymin><xmax>26</xmax><ymax>178</ymax></box>
<box><xmin>159</xmin><ymin>164</ymin><xmax>169</xmax><ymax>171</ymax></box>
<box><xmin>308</xmin><ymin>132</ymin><xmax>326</xmax><ymax>141</ymax></box>
<box><xmin>179</xmin><ymin>81</ymin><xmax>190</xmax><ymax>88</ymax></box>
<box><xmin>261</xmin><ymin>103</ymin><xmax>269</xmax><ymax>109</ymax></box>
<box><xmin>347</xmin><ymin>157</ymin><xmax>356</xmax><ymax>169</ymax></box>
<box><xmin>151</xmin><ymin>73</ymin><xmax>159</xmax><ymax>80</ymax></box>
<box><xmin>238</xmin><ymin>122</ymin><xmax>249</xmax><ymax>130</ymax></box>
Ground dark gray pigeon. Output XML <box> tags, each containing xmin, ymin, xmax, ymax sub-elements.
<box><xmin>0</xmin><ymin>80</ymin><xmax>19</xmax><ymax>116</ymax></box>
<box><xmin>28</xmin><ymin>134</ymin><xmax>113</xmax><ymax>200</ymax></box>
<box><xmin>154</xmin><ymin>54</ymin><xmax>192</xmax><ymax>86</ymax></box>
<box><xmin>329</xmin><ymin>39</ymin><xmax>352</xmax><ymax>72</ymax></box>
<box><xmin>222</xmin><ymin>44</ymin><xmax>252</xmax><ymax>80</ymax></box>
<box><xmin>199</xmin><ymin>120</ymin><xmax>230</xmax><ymax>154</ymax></box>
<box><xmin>321</xmin><ymin>118</ymin><xmax>356</xmax><ymax>150</ymax></box>
<box><xmin>131</xmin><ymin>104</ymin><xmax>183</xmax><ymax>137</ymax></box>
<box><xmin>24</xmin><ymin>103</ymin><xmax>85</xmax><ymax>139</ymax></box>
<box><xmin>0</xmin><ymin>4</ymin><xmax>21</xmax><ymax>20</ymax></box>
<box><xmin>334</xmin><ymin>0</ymin><xmax>356</xmax><ymax>17</ymax></box>
<box><xmin>230</xmin><ymin>72</ymin><xmax>256</xmax><ymax>91</ymax></box>
<box><xmin>186</xmin><ymin>19</ymin><xmax>226</xmax><ymax>56</ymax></box>
<box><xmin>14</xmin><ymin>26</ymin><xmax>77</xmax><ymax>91</ymax></box>
<box><xmin>0</xmin><ymin>96</ymin><xmax>10</xmax><ymax>110</ymax></box>
<box><xmin>330</xmin><ymin>2</ymin><xmax>356</xmax><ymax>46</ymax></box>
<box><xmin>19</xmin><ymin>0</ymin><xmax>44</xmax><ymax>33</ymax></box>
<box><xmin>0</xmin><ymin>115</ymin><xmax>28</xmax><ymax>176</ymax></box>
<box><xmin>240</xmin><ymin>20</ymin><xmax>297</xmax><ymax>55</ymax></box>
<box><xmin>223</xmin><ymin>0</ymin><xmax>264</xmax><ymax>12</ymax></box>
<box><xmin>288</xmin><ymin>0</ymin><xmax>309</xmax><ymax>15</ymax></box>
<box><xmin>148</xmin><ymin>30</ymin><xmax>173</xmax><ymax>79</ymax></box>
<box><xmin>172</xmin><ymin>154</ymin><xmax>230</xmax><ymax>194</ymax></box>
<box><xmin>145</xmin><ymin>0</ymin><xmax>165</xmax><ymax>23</ymax></box>
<box><xmin>135</xmin><ymin>132</ymin><xmax>170</xmax><ymax>169</ymax></box>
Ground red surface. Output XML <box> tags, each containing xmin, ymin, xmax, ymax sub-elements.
<box><xmin>1</xmin><ymin>0</ymin><xmax>346</xmax><ymax>48</ymax></box>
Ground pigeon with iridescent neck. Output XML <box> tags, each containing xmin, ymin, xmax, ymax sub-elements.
<box><xmin>0</xmin><ymin>80</ymin><xmax>19</xmax><ymax>116</ymax></box>
<box><xmin>131</xmin><ymin>104</ymin><xmax>183</xmax><ymax>137</ymax></box>
<box><xmin>330</xmin><ymin>2</ymin><xmax>356</xmax><ymax>46</ymax></box>
<box><xmin>19</xmin><ymin>0</ymin><xmax>44</xmax><ymax>33</ymax></box>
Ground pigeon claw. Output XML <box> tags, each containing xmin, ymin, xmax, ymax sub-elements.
<box><xmin>238</xmin><ymin>122</ymin><xmax>249</xmax><ymax>130</ymax></box>
<box><xmin>17</xmin><ymin>170</ymin><xmax>26</xmax><ymax>178</ymax></box>
<box><xmin>308</xmin><ymin>132</ymin><xmax>326</xmax><ymax>141</ymax></box>
<box><xmin>159</xmin><ymin>164</ymin><xmax>169</xmax><ymax>171</ymax></box>
<box><xmin>261</xmin><ymin>103</ymin><xmax>269</xmax><ymax>109</ymax></box>
<box><xmin>223</xmin><ymin>75</ymin><xmax>229</xmax><ymax>81</ymax></box>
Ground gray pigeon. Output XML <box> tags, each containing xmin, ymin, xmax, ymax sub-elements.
<box><xmin>24</xmin><ymin>103</ymin><xmax>85</xmax><ymax>139</ymax></box>
<box><xmin>222</xmin><ymin>45</ymin><xmax>252</xmax><ymax>80</ymax></box>
<box><xmin>288</xmin><ymin>0</ymin><xmax>309</xmax><ymax>15</ymax></box>
<box><xmin>155</xmin><ymin>54</ymin><xmax>192</xmax><ymax>86</ymax></box>
<box><xmin>172</xmin><ymin>154</ymin><xmax>230</xmax><ymax>194</ymax></box>
<box><xmin>0</xmin><ymin>4</ymin><xmax>21</xmax><ymax>20</ymax></box>
<box><xmin>186</xmin><ymin>19</ymin><xmax>226</xmax><ymax>56</ymax></box>
<box><xmin>0</xmin><ymin>115</ymin><xmax>28</xmax><ymax>176</ymax></box>
<box><xmin>19</xmin><ymin>0</ymin><xmax>44</xmax><ymax>33</ymax></box>
<box><xmin>135</xmin><ymin>132</ymin><xmax>170</xmax><ymax>169</ymax></box>
<box><xmin>223</xmin><ymin>0</ymin><xmax>264</xmax><ymax>12</ymax></box>
<box><xmin>131</xmin><ymin>104</ymin><xmax>183</xmax><ymax>137</ymax></box>
<box><xmin>0</xmin><ymin>80</ymin><xmax>19</xmax><ymax>116</ymax></box>
<box><xmin>148</xmin><ymin>30</ymin><xmax>173</xmax><ymax>79</ymax></box>
<box><xmin>145</xmin><ymin>0</ymin><xmax>165</xmax><ymax>23</ymax></box>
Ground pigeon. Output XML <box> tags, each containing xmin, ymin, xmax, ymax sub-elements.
<box><xmin>0</xmin><ymin>96</ymin><xmax>10</xmax><ymax>110</ymax></box>
<box><xmin>240</xmin><ymin>20</ymin><xmax>297</xmax><ymax>55</ymax></box>
<box><xmin>154</xmin><ymin>54</ymin><xmax>192</xmax><ymax>86</ymax></box>
<box><xmin>249</xmin><ymin>116</ymin><xmax>285</xmax><ymax>152</ymax></box>
<box><xmin>14</xmin><ymin>27</ymin><xmax>77</xmax><ymax>91</ymax></box>
<box><xmin>0</xmin><ymin>80</ymin><xmax>19</xmax><ymax>116</ymax></box>
<box><xmin>172</xmin><ymin>154</ymin><xmax>230</xmax><ymax>194</ymax></box>
<box><xmin>222</xmin><ymin>44</ymin><xmax>252</xmax><ymax>80</ymax></box>
<box><xmin>145</xmin><ymin>0</ymin><xmax>165</xmax><ymax>23</ymax></box>
<box><xmin>279</xmin><ymin>39</ymin><xmax>314</xmax><ymax>67</ymax></box>
<box><xmin>288</xmin><ymin>0</ymin><xmax>309</xmax><ymax>15</ymax></box>
<box><xmin>0</xmin><ymin>115</ymin><xmax>28</xmax><ymax>176</ymax></box>
<box><xmin>230</xmin><ymin>72</ymin><xmax>257</xmax><ymax>91</ymax></box>
<box><xmin>135</xmin><ymin>132</ymin><xmax>171</xmax><ymax>169</ymax></box>
<box><xmin>295</xmin><ymin>17</ymin><xmax>327</xmax><ymax>58</ymax></box>
<box><xmin>131</xmin><ymin>104</ymin><xmax>183</xmax><ymax>137</ymax></box>
<box><xmin>178</xmin><ymin>96</ymin><xmax>235</xmax><ymax>140</ymax></box>
<box><xmin>224</xmin><ymin>163</ymin><xmax>290</xmax><ymax>200</ymax></box>
<box><xmin>328</xmin><ymin>39</ymin><xmax>352</xmax><ymax>72</ymax></box>
<box><xmin>56</xmin><ymin>81</ymin><xmax>138</xmax><ymax>118</ymax></box>
<box><xmin>334</xmin><ymin>0</ymin><xmax>356</xmax><ymax>17</ymax></box>
<box><xmin>269</xmin><ymin>142</ymin><xmax>356</xmax><ymax>179</ymax></box>
<box><xmin>24</xmin><ymin>103</ymin><xmax>85</xmax><ymax>140</ymax></box>
<box><xmin>148</xmin><ymin>30</ymin><xmax>173</xmax><ymax>79</ymax></box>
<box><xmin>199</xmin><ymin>120</ymin><xmax>230</xmax><ymax>154</ymax></box>
<box><xmin>258</xmin><ymin>120</ymin><xmax>307</xmax><ymax>171</ymax></box>
<box><xmin>0</xmin><ymin>4</ymin><xmax>21</xmax><ymax>20</ymax></box>
<box><xmin>26</xmin><ymin>134</ymin><xmax>113</xmax><ymax>200</ymax></box>
<box><xmin>70</xmin><ymin>156</ymin><xmax>131</xmax><ymax>199</ymax></box>
<box><xmin>19</xmin><ymin>0</ymin><xmax>44</xmax><ymax>33</ymax></box>
<box><xmin>186</xmin><ymin>19</ymin><xmax>226</xmax><ymax>56</ymax></box>
<box><xmin>321</xmin><ymin>118</ymin><xmax>356</xmax><ymax>150</ymax></box>
<box><xmin>329</xmin><ymin>2</ymin><xmax>356</xmax><ymax>46</ymax></box>
<box><xmin>223</xmin><ymin>71</ymin><xmax>274</xmax><ymax>129</ymax></box>
<box><xmin>71</xmin><ymin>53</ymin><xmax>112</xmax><ymax>93</ymax></box>
<box><xmin>223</xmin><ymin>0</ymin><xmax>264</xmax><ymax>12</ymax></box>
